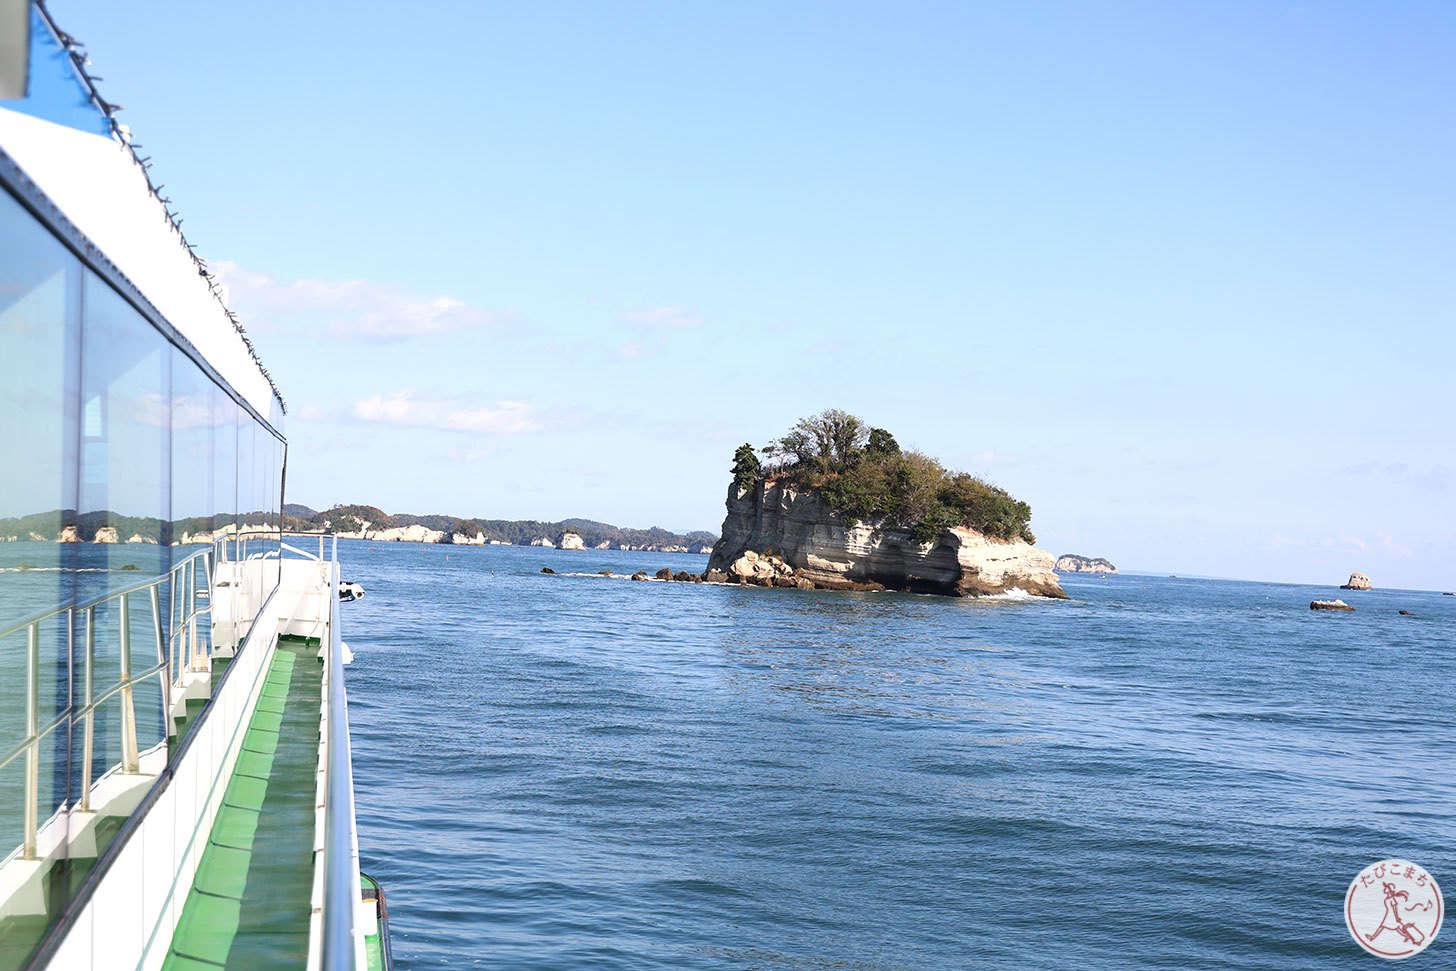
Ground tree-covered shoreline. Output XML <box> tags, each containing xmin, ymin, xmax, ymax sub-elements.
<box><xmin>283</xmin><ymin>504</ymin><xmax>715</xmax><ymax>550</ymax></box>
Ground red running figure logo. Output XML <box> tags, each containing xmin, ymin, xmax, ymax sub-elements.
<box><xmin>1346</xmin><ymin>860</ymin><xmax>1443</xmax><ymax>960</ymax></box>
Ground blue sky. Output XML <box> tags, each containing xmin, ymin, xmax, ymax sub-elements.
<box><xmin>50</xmin><ymin>1</ymin><xmax>1454</xmax><ymax>588</ymax></box>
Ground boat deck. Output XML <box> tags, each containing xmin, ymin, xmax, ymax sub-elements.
<box><xmin>162</xmin><ymin>637</ymin><xmax>321</xmax><ymax>970</ymax></box>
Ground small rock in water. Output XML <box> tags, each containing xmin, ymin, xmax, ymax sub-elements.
<box><xmin>704</xmin><ymin>569</ymin><xmax>728</xmax><ymax>583</ymax></box>
<box><xmin>1310</xmin><ymin>599</ymin><xmax>1354</xmax><ymax>612</ymax></box>
<box><xmin>598</xmin><ymin>570</ymin><xmax>614</xmax><ymax>576</ymax></box>
<box><xmin>655</xmin><ymin>568</ymin><xmax>672</xmax><ymax>580</ymax></box>
<box><xmin>1398</xmin><ymin>610</ymin><xmax>1414</xmax><ymax>616</ymax></box>
<box><xmin>540</xmin><ymin>567</ymin><xmax>556</xmax><ymax>575</ymax></box>
<box><xmin>631</xmin><ymin>571</ymin><xmax>648</xmax><ymax>581</ymax></box>
<box><xmin>672</xmin><ymin>571</ymin><xmax>693</xmax><ymax>582</ymax></box>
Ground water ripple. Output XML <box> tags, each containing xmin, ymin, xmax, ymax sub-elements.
<box><xmin>341</xmin><ymin>544</ymin><xmax>1456</xmax><ymax>969</ymax></box>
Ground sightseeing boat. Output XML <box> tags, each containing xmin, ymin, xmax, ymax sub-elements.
<box><xmin>0</xmin><ymin>3</ymin><xmax>387</xmax><ymax>968</ymax></box>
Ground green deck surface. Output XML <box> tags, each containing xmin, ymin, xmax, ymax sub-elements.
<box><xmin>162</xmin><ymin>639</ymin><xmax>321</xmax><ymax>970</ymax></box>
<box><xmin>360</xmin><ymin>873</ymin><xmax>386</xmax><ymax>971</ymax></box>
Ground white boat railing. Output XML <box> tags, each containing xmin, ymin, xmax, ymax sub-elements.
<box><xmin>0</xmin><ymin>542</ymin><xmax>218</xmax><ymax>868</ymax></box>
<box><xmin>310</xmin><ymin>532</ymin><xmax>366</xmax><ymax>970</ymax></box>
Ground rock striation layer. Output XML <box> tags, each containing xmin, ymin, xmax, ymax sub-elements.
<box><xmin>708</xmin><ymin>480</ymin><xmax>1065</xmax><ymax>598</ymax></box>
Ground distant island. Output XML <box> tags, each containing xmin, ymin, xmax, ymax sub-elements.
<box><xmin>1055</xmin><ymin>554</ymin><xmax>1118</xmax><ymax>574</ymax></box>
<box><xmin>705</xmin><ymin>410</ymin><xmax>1065</xmax><ymax>598</ymax></box>
<box><xmin>285</xmin><ymin>504</ymin><xmax>716</xmax><ymax>553</ymax></box>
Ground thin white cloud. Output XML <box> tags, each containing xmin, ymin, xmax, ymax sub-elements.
<box><xmin>351</xmin><ymin>389</ymin><xmax>538</xmax><ymax>434</ymax></box>
<box><xmin>1267</xmin><ymin>531</ymin><xmax>1415</xmax><ymax>558</ymax></box>
<box><xmin>446</xmin><ymin>445</ymin><xmax>497</xmax><ymax>464</ymax></box>
<box><xmin>620</xmin><ymin>305</ymin><xmax>704</xmax><ymax>329</ymax></box>
<box><xmin>213</xmin><ymin>261</ymin><xmax>510</xmax><ymax>342</ymax></box>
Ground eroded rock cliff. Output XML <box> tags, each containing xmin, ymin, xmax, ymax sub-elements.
<box><xmin>708</xmin><ymin>479</ymin><xmax>1065</xmax><ymax>598</ymax></box>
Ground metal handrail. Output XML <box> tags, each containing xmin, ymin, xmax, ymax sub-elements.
<box><xmin>0</xmin><ymin>543</ymin><xmax>215</xmax><ymax>861</ymax></box>
<box><xmin>0</xmin><ymin>657</ymin><xmax>169</xmax><ymax>776</ymax></box>
<box><xmin>280</xmin><ymin>529</ymin><xmax>336</xmax><ymax>564</ymax></box>
<box><xmin>0</xmin><ymin>554</ymin><xmax>201</xmax><ymax>644</ymax></box>
<box><xmin>320</xmin><ymin>533</ymin><xmax>362</xmax><ymax>970</ymax></box>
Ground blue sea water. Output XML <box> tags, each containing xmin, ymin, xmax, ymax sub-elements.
<box><xmin>340</xmin><ymin>542</ymin><xmax>1456</xmax><ymax>969</ymax></box>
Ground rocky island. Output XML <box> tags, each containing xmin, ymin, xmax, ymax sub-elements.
<box><xmin>1055</xmin><ymin>554</ymin><xmax>1118</xmax><ymax>574</ymax></box>
<box><xmin>706</xmin><ymin>410</ymin><xmax>1065</xmax><ymax>598</ymax></box>
<box><xmin>1340</xmin><ymin>572</ymin><xmax>1372</xmax><ymax>591</ymax></box>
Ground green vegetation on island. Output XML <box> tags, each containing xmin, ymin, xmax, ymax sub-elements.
<box><xmin>734</xmin><ymin>409</ymin><xmax>1036</xmax><ymax>545</ymax></box>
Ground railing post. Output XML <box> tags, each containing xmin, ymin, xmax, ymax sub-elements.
<box><xmin>81</xmin><ymin>607</ymin><xmax>95</xmax><ymax>812</ymax></box>
<box><xmin>169</xmin><ymin>561</ymin><xmax>180</xmax><ymax>686</ymax></box>
<box><xmin>151</xmin><ymin>584</ymin><xmax>170</xmax><ymax>741</ymax></box>
<box><xmin>119</xmin><ymin>594</ymin><xmax>139</xmax><ymax>774</ymax></box>
<box><xmin>23</xmin><ymin>622</ymin><xmax>39</xmax><ymax>860</ymax></box>
<box><xmin>188</xmin><ymin>556</ymin><xmax>201</xmax><ymax>672</ymax></box>
<box><xmin>203</xmin><ymin>548</ymin><xmax>213</xmax><ymax>660</ymax></box>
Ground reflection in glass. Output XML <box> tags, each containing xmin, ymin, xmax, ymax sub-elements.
<box><xmin>169</xmin><ymin>347</ymin><xmax>215</xmax><ymax>552</ymax></box>
<box><xmin>0</xmin><ymin>187</ymin><xmax>81</xmax><ymax>639</ymax></box>
<box><xmin>0</xmin><ymin>190</ymin><xmax>81</xmax><ymax>920</ymax></box>
<box><xmin>213</xmin><ymin>386</ymin><xmax>238</xmax><ymax>560</ymax></box>
<box><xmin>79</xmin><ymin>270</ymin><xmax>170</xmax><ymax>587</ymax></box>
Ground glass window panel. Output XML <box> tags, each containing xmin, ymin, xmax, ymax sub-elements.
<box><xmin>236</xmin><ymin>410</ymin><xmax>255</xmax><ymax>557</ymax></box>
<box><xmin>253</xmin><ymin>424</ymin><xmax>281</xmax><ymax>595</ymax></box>
<box><xmin>169</xmin><ymin>349</ymin><xmax>214</xmax><ymax>554</ymax></box>
<box><xmin>75</xmin><ymin>271</ymin><xmax>172</xmax><ymax>894</ymax></box>
<box><xmin>0</xmin><ymin>191</ymin><xmax>82</xmax><ymax>903</ymax></box>
<box><xmin>79</xmin><ymin>270</ymin><xmax>170</xmax><ymax>595</ymax></box>
<box><xmin>212</xmin><ymin>387</ymin><xmax>238</xmax><ymax>558</ymax></box>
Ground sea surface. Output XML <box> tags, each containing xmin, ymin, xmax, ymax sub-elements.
<box><xmin>340</xmin><ymin>542</ymin><xmax>1456</xmax><ymax>969</ymax></box>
